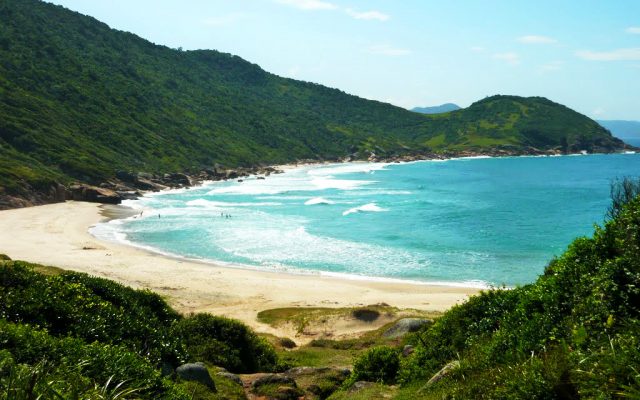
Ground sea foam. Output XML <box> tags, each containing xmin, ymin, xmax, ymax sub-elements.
<box><xmin>342</xmin><ymin>202</ymin><xmax>389</xmax><ymax>216</ymax></box>
<box><xmin>304</xmin><ymin>197</ymin><xmax>335</xmax><ymax>205</ymax></box>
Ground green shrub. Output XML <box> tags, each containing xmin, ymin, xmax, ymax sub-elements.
<box><xmin>172</xmin><ymin>313</ymin><xmax>280</xmax><ymax>373</ymax></box>
<box><xmin>0</xmin><ymin>261</ymin><xmax>187</xmax><ymax>365</ymax></box>
<box><xmin>0</xmin><ymin>319</ymin><xmax>189</xmax><ymax>399</ymax></box>
<box><xmin>350</xmin><ymin>346</ymin><xmax>400</xmax><ymax>384</ymax></box>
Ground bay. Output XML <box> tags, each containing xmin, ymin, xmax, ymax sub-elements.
<box><xmin>92</xmin><ymin>153</ymin><xmax>640</xmax><ymax>287</ymax></box>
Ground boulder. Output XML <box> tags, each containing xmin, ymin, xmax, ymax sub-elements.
<box><xmin>349</xmin><ymin>381</ymin><xmax>375</xmax><ymax>392</ymax></box>
<box><xmin>216</xmin><ymin>371</ymin><xmax>242</xmax><ymax>386</ymax></box>
<box><xmin>135</xmin><ymin>178</ymin><xmax>167</xmax><ymax>191</ymax></box>
<box><xmin>285</xmin><ymin>367</ymin><xmax>330</xmax><ymax>376</ymax></box>
<box><xmin>250</xmin><ymin>374</ymin><xmax>297</xmax><ymax>390</ymax></box>
<box><xmin>383</xmin><ymin>318</ymin><xmax>433</xmax><ymax>339</ymax></box>
<box><xmin>176</xmin><ymin>362</ymin><xmax>216</xmax><ymax>391</ymax></box>
<box><xmin>225</xmin><ymin>170</ymin><xmax>239</xmax><ymax>179</ymax></box>
<box><xmin>116</xmin><ymin>191</ymin><xmax>141</xmax><ymax>200</ymax></box>
<box><xmin>69</xmin><ymin>184</ymin><xmax>121</xmax><ymax>204</ymax></box>
<box><xmin>48</xmin><ymin>183</ymin><xmax>68</xmax><ymax>202</ymax></box>
<box><xmin>164</xmin><ymin>173</ymin><xmax>191</xmax><ymax>187</ymax></box>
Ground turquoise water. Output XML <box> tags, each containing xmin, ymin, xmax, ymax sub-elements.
<box><xmin>92</xmin><ymin>154</ymin><xmax>640</xmax><ymax>287</ymax></box>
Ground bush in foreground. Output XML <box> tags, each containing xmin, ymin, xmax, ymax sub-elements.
<box><xmin>173</xmin><ymin>313</ymin><xmax>281</xmax><ymax>373</ymax></box>
<box><xmin>0</xmin><ymin>259</ymin><xmax>283</xmax><ymax>398</ymax></box>
<box><xmin>349</xmin><ymin>346</ymin><xmax>400</xmax><ymax>385</ymax></box>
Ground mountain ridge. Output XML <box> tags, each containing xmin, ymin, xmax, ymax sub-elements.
<box><xmin>0</xmin><ymin>0</ymin><xmax>631</xmax><ymax>208</ymax></box>
<box><xmin>411</xmin><ymin>103</ymin><xmax>462</xmax><ymax>114</ymax></box>
<box><xmin>598</xmin><ymin>120</ymin><xmax>640</xmax><ymax>139</ymax></box>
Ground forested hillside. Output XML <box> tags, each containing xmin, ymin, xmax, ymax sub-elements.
<box><xmin>0</xmin><ymin>0</ymin><xmax>628</xmax><ymax>204</ymax></box>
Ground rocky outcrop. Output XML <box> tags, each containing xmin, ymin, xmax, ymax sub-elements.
<box><xmin>216</xmin><ymin>371</ymin><xmax>242</xmax><ymax>386</ymax></box>
<box><xmin>164</xmin><ymin>173</ymin><xmax>191</xmax><ymax>187</ymax></box>
<box><xmin>383</xmin><ymin>318</ymin><xmax>433</xmax><ymax>339</ymax></box>
<box><xmin>176</xmin><ymin>362</ymin><xmax>216</xmax><ymax>391</ymax></box>
<box><xmin>250</xmin><ymin>374</ymin><xmax>297</xmax><ymax>389</ymax></box>
<box><xmin>0</xmin><ymin>164</ymin><xmax>290</xmax><ymax>210</ymax></box>
<box><xmin>349</xmin><ymin>381</ymin><xmax>375</xmax><ymax>392</ymax></box>
<box><xmin>68</xmin><ymin>184</ymin><xmax>120</xmax><ymax>204</ymax></box>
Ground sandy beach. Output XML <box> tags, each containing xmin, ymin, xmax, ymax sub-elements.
<box><xmin>0</xmin><ymin>201</ymin><xmax>480</xmax><ymax>339</ymax></box>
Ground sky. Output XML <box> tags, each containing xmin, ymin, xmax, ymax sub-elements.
<box><xmin>48</xmin><ymin>0</ymin><xmax>640</xmax><ymax>120</ymax></box>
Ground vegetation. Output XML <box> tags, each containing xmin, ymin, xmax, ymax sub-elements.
<box><xmin>340</xmin><ymin>178</ymin><xmax>640</xmax><ymax>398</ymax></box>
<box><xmin>349</xmin><ymin>346</ymin><xmax>400</xmax><ymax>385</ymax></box>
<box><xmin>173</xmin><ymin>313</ymin><xmax>281</xmax><ymax>373</ymax></box>
<box><xmin>256</xmin><ymin>304</ymin><xmax>407</xmax><ymax>335</ymax></box>
<box><xmin>0</xmin><ymin>260</ymin><xmax>283</xmax><ymax>399</ymax></box>
<box><xmin>2</xmin><ymin>181</ymin><xmax>640</xmax><ymax>398</ymax></box>
<box><xmin>0</xmin><ymin>0</ymin><xmax>626</xmax><ymax>201</ymax></box>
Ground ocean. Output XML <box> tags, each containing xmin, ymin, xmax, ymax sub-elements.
<box><xmin>91</xmin><ymin>153</ymin><xmax>640</xmax><ymax>287</ymax></box>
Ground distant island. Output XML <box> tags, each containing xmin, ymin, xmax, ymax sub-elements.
<box><xmin>598</xmin><ymin>120</ymin><xmax>640</xmax><ymax>141</ymax></box>
<box><xmin>410</xmin><ymin>103</ymin><xmax>462</xmax><ymax>114</ymax></box>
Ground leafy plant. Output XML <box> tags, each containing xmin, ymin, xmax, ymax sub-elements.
<box><xmin>172</xmin><ymin>313</ymin><xmax>280</xmax><ymax>373</ymax></box>
<box><xmin>349</xmin><ymin>346</ymin><xmax>400</xmax><ymax>385</ymax></box>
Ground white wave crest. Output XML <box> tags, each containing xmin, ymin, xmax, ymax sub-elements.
<box><xmin>310</xmin><ymin>177</ymin><xmax>374</xmax><ymax>190</ymax></box>
<box><xmin>342</xmin><ymin>202</ymin><xmax>389</xmax><ymax>216</ymax></box>
<box><xmin>306</xmin><ymin>162</ymin><xmax>390</xmax><ymax>176</ymax></box>
<box><xmin>186</xmin><ymin>199</ymin><xmax>281</xmax><ymax>208</ymax></box>
<box><xmin>304</xmin><ymin>197</ymin><xmax>335</xmax><ymax>205</ymax></box>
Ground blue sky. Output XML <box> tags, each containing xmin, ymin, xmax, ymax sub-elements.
<box><xmin>49</xmin><ymin>0</ymin><xmax>640</xmax><ymax>120</ymax></box>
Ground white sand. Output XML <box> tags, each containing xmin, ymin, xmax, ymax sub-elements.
<box><xmin>0</xmin><ymin>201</ymin><xmax>479</xmax><ymax>338</ymax></box>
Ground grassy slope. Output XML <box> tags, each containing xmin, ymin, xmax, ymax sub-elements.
<box><xmin>0</xmin><ymin>0</ymin><xmax>625</xmax><ymax>197</ymax></box>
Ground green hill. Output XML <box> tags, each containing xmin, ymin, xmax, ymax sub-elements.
<box><xmin>598</xmin><ymin>120</ymin><xmax>640</xmax><ymax>139</ymax></box>
<box><xmin>0</xmin><ymin>0</ymin><xmax>628</xmax><ymax>206</ymax></box>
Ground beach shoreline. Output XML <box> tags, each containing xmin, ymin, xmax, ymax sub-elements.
<box><xmin>0</xmin><ymin>201</ymin><xmax>480</xmax><ymax>340</ymax></box>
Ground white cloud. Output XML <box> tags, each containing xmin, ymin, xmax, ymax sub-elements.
<box><xmin>575</xmin><ymin>48</ymin><xmax>640</xmax><ymax>61</ymax></box>
<box><xmin>345</xmin><ymin>8</ymin><xmax>389</xmax><ymax>21</ymax></box>
<box><xmin>592</xmin><ymin>107</ymin><xmax>605</xmax><ymax>117</ymax></box>
<box><xmin>203</xmin><ymin>13</ymin><xmax>246</xmax><ymax>27</ymax></box>
<box><xmin>626</xmin><ymin>27</ymin><xmax>640</xmax><ymax>34</ymax></box>
<box><xmin>470</xmin><ymin>46</ymin><xmax>485</xmax><ymax>53</ymax></box>
<box><xmin>540</xmin><ymin>60</ymin><xmax>564</xmax><ymax>73</ymax></box>
<box><xmin>493</xmin><ymin>52</ymin><xmax>520</xmax><ymax>65</ymax></box>
<box><xmin>517</xmin><ymin>35</ymin><xmax>557</xmax><ymax>44</ymax></box>
<box><xmin>275</xmin><ymin>0</ymin><xmax>337</xmax><ymax>10</ymax></box>
<box><xmin>367</xmin><ymin>44</ymin><xmax>411</xmax><ymax>56</ymax></box>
